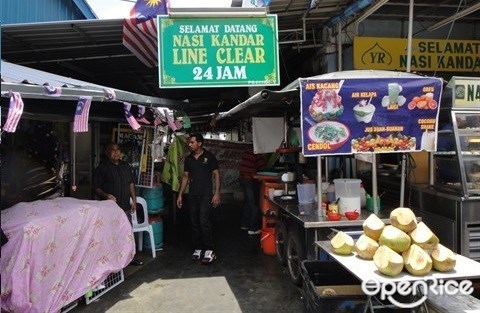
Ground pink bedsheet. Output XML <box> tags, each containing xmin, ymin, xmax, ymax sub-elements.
<box><xmin>1</xmin><ymin>197</ymin><xmax>135</xmax><ymax>313</ymax></box>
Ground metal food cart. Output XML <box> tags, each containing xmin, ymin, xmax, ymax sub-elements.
<box><xmin>271</xmin><ymin>70</ymin><xmax>443</xmax><ymax>285</ymax></box>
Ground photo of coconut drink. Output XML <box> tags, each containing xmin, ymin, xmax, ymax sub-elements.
<box><xmin>353</xmin><ymin>98</ymin><xmax>376</xmax><ymax>123</ymax></box>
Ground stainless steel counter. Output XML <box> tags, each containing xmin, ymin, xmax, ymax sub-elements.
<box><xmin>268</xmin><ymin>196</ymin><xmax>394</xmax><ymax>262</ymax></box>
<box><xmin>411</xmin><ymin>184</ymin><xmax>480</xmax><ymax>261</ymax></box>
<box><xmin>269</xmin><ymin>196</ymin><xmax>391</xmax><ymax>229</ymax></box>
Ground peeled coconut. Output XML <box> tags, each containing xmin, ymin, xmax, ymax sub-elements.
<box><xmin>379</xmin><ymin>225</ymin><xmax>411</xmax><ymax>253</ymax></box>
<box><xmin>362</xmin><ymin>213</ymin><xmax>385</xmax><ymax>241</ymax></box>
<box><xmin>431</xmin><ymin>244</ymin><xmax>456</xmax><ymax>272</ymax></box>
<box><xmin>402</xmin><ymin>244</ymin><xmax>432</xmax><ymax>276</ymax></box>
<box><xmin>330</xmin><ymin>231</ymin><xmax>354</xmax><ymax>255</ymax></box>
<box><xmin>390</xmin><ymin>207</ymin><xmax>417</xmax><ymax>233</ymax></box>
<box><xmin>373</xmin><ymin>245</ymin><xmax>404</xmax><ymax>277</ymax></box>
<box><xmin>355</xmin><ymin>234</ymin><xmax>379</xmax><ymax>260</ymax></box>
<box><xmin>409</xmin><ymin>222</ymin><xmax>439</xmax><ymax>250</ymax></box>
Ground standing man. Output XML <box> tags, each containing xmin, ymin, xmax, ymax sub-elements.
<box><xmin>239</xmin><ymin>147</ymin><xmax>266</xmax><ymax>235</ymax></box>
<box><xmin>93</xmin><ymin>142</ymin><xmax>143</xmax><ymax>266</ymax></box>
<box><xmin>177</xmin><ymin>133</ymin><xmax>220</xmax><ymax>264</ymax></box>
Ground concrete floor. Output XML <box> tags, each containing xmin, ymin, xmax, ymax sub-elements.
<box><xmin>71</xmin><ymin>197</ymin><xmax>304</xmax><ymax>313</ymax></box>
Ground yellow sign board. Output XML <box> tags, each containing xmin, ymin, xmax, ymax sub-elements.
<box><xmin>354</xmin><ymin>37</ymin><xmax>480</xmax><ymax>73</ymax></box>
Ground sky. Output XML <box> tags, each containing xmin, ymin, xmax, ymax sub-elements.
<box><xmin>86</xmin><ymin>0</ymin><xmax>234</xmax><ymax>19</ymax></box>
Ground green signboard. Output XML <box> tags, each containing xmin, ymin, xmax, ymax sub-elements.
<box><xmin>157</xmin><ymin>15</ymin><xmax>279</xmax><ymax>88</ymax></box>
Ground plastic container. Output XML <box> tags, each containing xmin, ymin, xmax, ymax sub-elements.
<box><xmin>366</xmin><ymin>195</ymin><xmax>381</xmax><ymax>212</ymax></box>
<box><xmin>297</xmin><ymin>183</ymin><xmax>316</xmax><ymax>204</ymax></box>
<box><xmin>334</xmin><ymin>179</ymin><xmax>361</xmax><ymax>215</ymax></box>
<box><xmin>142</xmin><ymin>187</ymin><xmax>164</xmax><ymax>214</ymax></box>
<box><xmin>144</xmin><ymin>220</ymin><xmax>164</xmax><ymax>250</ymax></box>
<box><xmin>300</xmin><ymin>260</ymin><xmax>366</xmax><ymax>313</ymax></box>
<box><xmin>260</xmin><ymin>182</ymin><xmax>284</xmax><ymax>214</ymax></box>
<box><xmin>260</xmin><ymin>227</ymin><xmax>276</xmax><ymax>255</ymax></box>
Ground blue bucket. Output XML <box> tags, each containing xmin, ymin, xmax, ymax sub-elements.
<box><xmin>144</xmin><ymin>220</ymin><xmax>163</xmax><ymax>250</ymax></box>
<box><xmin>142</xmin><ymin>187</ymin><xmax>164</xmax><ymax>214</ymax></box>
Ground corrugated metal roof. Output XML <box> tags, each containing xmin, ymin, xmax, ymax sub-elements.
<box><xmin>0</xmin><ymin>0</ymin><xmax>96</xmax><ymax>24</ymax></box>
<box><xmin>2</xmin><ymin>1</ymin><xmax>479</xmax><ymax>120</ymax></box>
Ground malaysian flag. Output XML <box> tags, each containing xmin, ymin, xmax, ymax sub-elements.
<box><xmin>2</xmin><ymin>92</ymin><xmax>24</xmax><ymax>133</ymax></box>
<box><xmin>73</xmin><ymin>97</ymin><xmax>92</xmax><ymax>133</ymax></box>
<box><xmin>122</xmin><ymin>0</ymin><xmax>168</xmax><ymax>68</ymax></box>
<box><xmin>137</xmin><ymin>105</ymin><xmax>151</xmax><ymax>124</ymax></box>
<box><xmin>174</xmin><ymin>119</ymin><xmax>183</xmax><ymax>130</ymax></box>
<box><xmin>124</xmin><ymin>103</ymin><xmax>141</xmax><ymax>130</ymax></box>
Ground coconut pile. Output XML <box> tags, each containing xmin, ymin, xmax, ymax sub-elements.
<box><xmin>330</xmin><ymin>207</ymin><xmax>456</xmax><ymax>277</ymax></box>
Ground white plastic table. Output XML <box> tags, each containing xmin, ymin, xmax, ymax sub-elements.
<box><xmin>316</xmin><ymin>241</ymin><xmax>480</xmax><ymax>312</ymax></box>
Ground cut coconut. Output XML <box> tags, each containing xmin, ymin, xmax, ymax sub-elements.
<box><xmin>330</xmin><ymin>231</ymin><xmax>354</xmax><ymax>255</ymax></box>
<box><xmin>379</xmin><ymin>225</ymin><xmax>411</xmax><ymax>253</ymax></box>
<box><xmin>431</xmin><ymin>244</ymin><xmax>456</xmax><ymax>272</ymax></box>
<box><xmin>390</xmin><ymin>207</ymin><xmax>417</xmax><ymax>233</ymax></box>
<box><xmin>355</xmin><ymin>234</ymin><xmax>379</xmax><ymax>260</ymax></box>
<box><xmin>402</xmin><ymin>244</ymin><xmax>432</xmax><ymax>276</ymax></box>
<box><xmin>410</xmin><ymin>222</ymin><xmax>439</xmax><ymax>250</ymax></box>
<box><xmin>362</xmin><ymin>213</ymin><xmax>385</xmax><ymax>241</ymax></box>
<box><xmin>373</xmin><ymin>245</ymin><xmax>404</xmax><ymax>277</ymax></box>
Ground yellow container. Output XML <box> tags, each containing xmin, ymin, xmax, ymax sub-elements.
<box><xmin>328</xmin><ymin>203</ymin><xmax>338</xmax><ymax>214</ymax></box>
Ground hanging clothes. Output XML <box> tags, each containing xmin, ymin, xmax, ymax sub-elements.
<box><xmin>161</xmin><ymin>134</ymin><xmax>188</xmax><ymax>192</ymax></box>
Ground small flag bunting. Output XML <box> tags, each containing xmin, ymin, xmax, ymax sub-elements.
<box><xmin>124</xmin><ymin>103</ymin><xmax>141</xmax><ymax>130</ymax></box>
<box><xmin>137</xmin><ymin>105</ymin><xmax>150</xmax><ymax>124</ymax></box>
<box><xmin>164</xmin><ymin>109</ymin><xmax>179</xmax><ymax>131</ymax></box>
<box><xmin>73</xmin><ymin>97</ymin><xmax>92</xmax><ymax>133</ymax></box>
<box><xmin>153</xmin><ymin>109</ymin><xmax>166</xmax><ymax>127</ymax></box>
<box><xmin>2</xmin><ymin>92</ymin><xmax>24</xmax><ymax>133</ymax></box>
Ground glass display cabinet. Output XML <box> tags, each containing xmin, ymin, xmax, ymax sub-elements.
<box><xmin>434</xmin><ymin>111</ymin><xmax>480</xmax><ymax>197</ymax></box>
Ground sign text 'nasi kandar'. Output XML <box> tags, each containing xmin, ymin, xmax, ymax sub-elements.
<box><xmin>158</xmin><ymin>16</ymin><xmax>279</xmax><ymax>88</ymax></box>
<box><xmin>354</xmin><ymin>37</ymin><xmax>480</xmax><ymax>73</ymax></box>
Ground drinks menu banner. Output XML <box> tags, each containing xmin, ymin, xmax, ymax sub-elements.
<box><xmin>300</xmin><ymin>77</ymin><xmax>443</xmax><ymax>156</ymax></box>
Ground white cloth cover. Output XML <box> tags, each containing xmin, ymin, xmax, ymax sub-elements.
<box><xmin>252</xmin><ymin>117</ymin><xmax>284</xmax><ymax>154</ymax></box>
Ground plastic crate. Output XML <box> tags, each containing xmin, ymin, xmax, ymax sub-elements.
<box><xmin>85</xmin><ymin>269</ymin><xmax>124</xmax><ymax>304</ymax></box>
<box><xmin>300</xmin><ymin>260</ymin><xmax>367</xmax><ymax>313</ymax></box>
<box><xmin>60</xmin><ymin>299</ymin><xmax>78</xmax><ymax>312</ymax></box>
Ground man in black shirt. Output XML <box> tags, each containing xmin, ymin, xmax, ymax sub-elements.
<box><xmin>93</xmin><ymin>143</ymin><xmax>143</xmax><ymax>266</ymax></box>
<box><xmin>177</xmin><ymin>133</ymin><xmax>220</xmax><ymax>264</ymax></box>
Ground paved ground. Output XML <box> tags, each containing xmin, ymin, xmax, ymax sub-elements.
<box><xmin>68</xmin><ymin>196</ymin><xmax>480</xmax><ymax>313</ymax></box>
<box><xmin>71</xmin><ymin>198</ymin><xmax>305</xmax><ymax>313</ymax></box>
